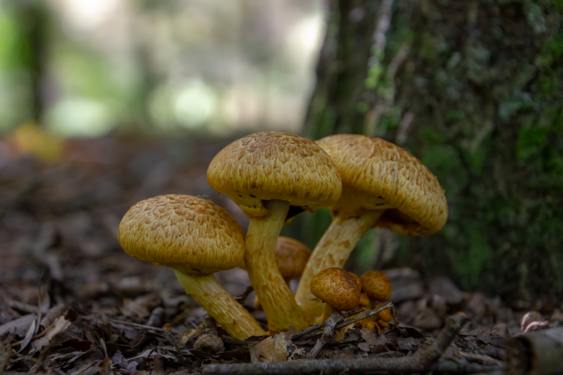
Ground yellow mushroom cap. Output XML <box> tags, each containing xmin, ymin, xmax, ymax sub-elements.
<box><xmin>207</xmin><ymin>132</ymin><xmax>342</xmax><ymax>220</ymax></box>
<box><xmin>275</xmin><ymin>237</ymin><xmax>312</xmax><ymax>279</ymax></box>
<box><xmin>360</xmin><ymin>270</ymin><xmax>392</xmax><ymax>302</ymax></box>
<box><xmin>310</xmin><ymin>268</ymin><xmax>361</xmax><ymax>312</ymax></box>
<box><xmin>118</xmin><ymin>195</ymin><xmax>246</xmax><ymax>275</ymax></box>
<box><xmin>316</xmin><ymin>134</ymin><xmax>448</xmax><ymax>236</ymax></box>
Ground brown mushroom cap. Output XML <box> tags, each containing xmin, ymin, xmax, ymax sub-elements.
<box><xmin>360</xmin><ymin>271</ymin><xmax>392</xmax><ymax>302</ymax></box>
<box><xmin>316</xmin><ymin>134</ymin><xmax>447</xmax><ymax>236</ymax></box>
<box><xmin>275</xmin><ymin>237</ymin><xmax>312</xmax><ymax>279</ymax></box>
<box><xmin>359</xmin><ymin>292</ymin><xmax>371</xmax><ymax>308</ymax></box>
<box><xmin>310</xmin><ymin>268</ymin><xmax>361</xmax><ymax>312</ymax></box>
<box><xmin>207</xmin><ymin>132</ymin><xmax>342</xmax><ymax>220</ymax></box>
<box><xmin>118</xmin><ymin>195</ymin><xmax>245</xmax><ymax>275</ymax></box>
<box><xmin>375</xmin><ymin>302</ymin><xmax>393</xmax><ymax>323</ymax></box>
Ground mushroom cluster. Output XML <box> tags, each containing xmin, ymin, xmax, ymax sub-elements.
<box><xmin>117</xmin><ymin>131</ymin><xmax>447</xmax><ymax>338</ymax></box>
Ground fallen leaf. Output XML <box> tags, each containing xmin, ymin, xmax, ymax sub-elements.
<box><xmin>0</xmin><ymin>314</ymin><xmax>35</xmax><ymax>338</ymax></box>
<box><xmin>19</xmin><ymin>317</ymin><xmax>37</xmax><ymax>352</ymax></box>
<box><xmin>251</xmin><ymin>332</ymin><xmax>289</xmax><ymax>363</ymax></box>
<box><xmin>30</xmin><ymin>316</ymin><xmax>71</xmax><ymax>353</ymax></box>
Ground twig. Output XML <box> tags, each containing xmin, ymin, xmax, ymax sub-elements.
<box><xmin>234</xmin><ymin>285</ymin><xmax>254</xmax><ymax>305</ymax></box>
<box><xmin>296</xmin><ymin>301</ymin><xmax>394</xmax><ymax>341</ymax></box>
<box><xmin>165</xmin><ymin>330</ymin><xmax>186</xmax><ymax>364</ymax></box>
<box><xmin>434</xmin><ymin>357</ymin><xmax>504</xmax><ymax>373</ymax></box>
<box><xmin>202</xmin><ymin>313</ymin><xmax>469</xmax><ymax>375</ymax></box>
<box><xmin>292</xmin><ymin>308</ymin><xmax>365</xmax><ymax>340</ymax></box>
<box><xmin>81</xmin><ymin>315</ymin><xmax>176</xmax><ymax>334</ymax></box>
<box><xmin>308</xmin><ymin>310</ymin><xmax>343</xmax><ymax>359</ymax></box>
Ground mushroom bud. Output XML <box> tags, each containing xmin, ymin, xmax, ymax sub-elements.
<box><xmin>253</xmin><ymin>236</ymin><xmax>312</xmax><ymax>311</ymax></box>
<box><xmin>296</xmin><ymin>134</ymin><xmax>447</xmax><ymax>321</ymax></box>
<box><xmin>360</xmin><ymin>271</ymin><xmax>393</xmax><ymax>329</ymax></box>
<box><xmin>118</xmin><ymin>195</ymin><xmax>266</xmax><ymax>340</ymax></box>
<box><xmin>207</xmin><ymin>132</ymin><xmax>342</xmax><ymax>333</ymax></box>
<box><xmin>310</xmin><ymin>268</ymin><xmax>361</xmax><ymax>322</ymax></box>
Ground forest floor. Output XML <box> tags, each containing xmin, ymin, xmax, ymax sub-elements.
<box><xmin>1</xmin><ymin>135</ymin><xmax>562</xmax><ymax>374</ymax></box>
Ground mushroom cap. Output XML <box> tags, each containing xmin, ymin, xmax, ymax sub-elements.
<box><xmin>375</xmin><ymin>302</ymin><xmax>393</xmax><ymax>323</ymax></box>
<box><xmin>359</xmin><ymin>292</ymin><xmax>371</xmax><ymax>308</ymax></box>
<box><xmin>275</xmin><ymin>237</ymin><xmax>312</xmax><ymax>279</ymax></box>
<box><xmin>118</xmin><ymin>195</ymin><xmax>246</xmax><ymax>275</ymax></box>
<box><xmin>360</xmin><ymin>271</ymin><xmax>392</xmax><ymax>302</ymax></box>
<box><xmin>316</xmin><ymin>134</ymin><xmax>448</xmax><ymax>236</ymax></box>
<box><xmin>310</xmin><ymin>268</ymin><xmax>361</xmax><ymax>312</ymax></box>
<box><xmin>207</xmin><ymin>132</ymin><xmax>342</xmax><ymax>219</ymax></box>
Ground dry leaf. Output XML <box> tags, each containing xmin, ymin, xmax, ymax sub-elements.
<box><xmin>30</xmin><ymin>316</ymin><xmax>71</xmax><ymax>353</ymax></box>
<box><xmin>251</xmin><ymin>332</ymin><xmax>289</xmax><ymax>363</ymax></box>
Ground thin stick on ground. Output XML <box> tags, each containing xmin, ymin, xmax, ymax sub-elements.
<box><xmin>308</xmin><ymin>310</ymin><xmax>343</xmax><ymax>359</ymax></box>
<box><xmin>295</xmin><ymin>301</ymin><xmax>393</xmax><ymax>341</ymax></box>
<box><xmin>292</xmin><ymin>307</ymin><xmax>366</xmax><ymax>340</ymax></box>
<box><xmin>202</xmin><ymin>313</ymin><xmax>470</xmax><ymax>375</ymax></box>
<box><xmin>234</xmin><ymin>285</ymin><xmax>254</xmax><ymax>305</ymax></box>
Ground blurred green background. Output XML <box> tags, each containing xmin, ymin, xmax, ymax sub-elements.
<box><xmin>1</xmin><ymin>0</ymin><xmax>562</xmax><ymax>308</ymax></box>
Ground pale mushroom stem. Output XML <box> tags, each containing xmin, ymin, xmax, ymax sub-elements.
<box><xmin>253</xmin><ymin>279</ymin><xmax>292</xmax><ymax>311</ymax></box>
<box><xmin>295</xmin><ymin>210</ymin><xmax>385</xmax><ymax>323</ymax></box>
<box><xmin>245</xmin><ymin>200</ymin><xmax>309</xmax><ymax>333</ymax></box>
<box><xmin>173</xmin><ymin>271</ymin><xmax>267</xmax><ymax>340</ymax></box>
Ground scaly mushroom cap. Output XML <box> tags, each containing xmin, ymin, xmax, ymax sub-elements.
<box><xmin>316</xmin><ymin>134</ymin><xmax>448</xmax><ymax>236</ymax></box>
<box><xmin>207</xmin><ymin>132</ymin><xmax>342</xmax><ymax>220</ymax></box>
<box><xmin>361</xmin><ymin>271</ymin><xmax>392</xmax><ymax>302</ymax></box>
<box><xmin>310</xmin><ymin>268</ymin><xmax>361</xmax><ymax>312</ymax></box>
<box><xmin>275</xmin><ymin>237</ymin><xmax>312</xmax><ymax>279</ymax></box>
<box><xmin>118</xmin><ymin>195</ymin><xmax>245</xmax><ymax>275</ymax></box>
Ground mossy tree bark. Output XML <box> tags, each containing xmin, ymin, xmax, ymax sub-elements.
<box><xmin>303</xmin><ymin>0</ymin><xmax>563</xmax><ymax>306</ymax></box>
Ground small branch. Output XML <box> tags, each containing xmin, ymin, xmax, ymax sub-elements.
<box><xmin>292</xmin><ymin>307</ymin><xmax>365</xmax><ymax>340</ymax></box>
<box><xmin>203</xmin><ymin>313</ymin><xmax>469</xmax><ymax>375</ymax></box>
<box><xmin>296</xmin><ymin>301</ymin><xmax>393</xmax><ymax>341</ymax></box>
<box><xmin>308</xmin><ymin>310</ymin><xmax>343</xmax><ymax>359</ymax></box>
<box><xmin>234</xmin><ymin>285</ymin><xmax>254</xmax><ymax>305</ymax></box>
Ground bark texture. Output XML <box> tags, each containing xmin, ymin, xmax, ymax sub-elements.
<box><xmin>302</xmin><ymin>0</ymin><xmax>563</xmax><ymax>305</ymax></box>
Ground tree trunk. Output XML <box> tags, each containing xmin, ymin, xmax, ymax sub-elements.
<box><xmin>302</xmin><ymin>0</ymin><xmax>563</xmax><ymax>306</ymax></box>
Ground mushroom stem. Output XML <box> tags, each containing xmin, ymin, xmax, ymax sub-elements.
<box><xmin>295</xmin><ymin>210</ymin><xmax>384</xmax><ymax>323</ymax></box>
<box><xmin>245</xmin><ymin>200</ymin><xmax>309</xmax><ymax>333</ymax></box>
<box><xmin>173</xmin><ymin>271</ymin><xmax>267</xmax><ymax>340</ymax></box>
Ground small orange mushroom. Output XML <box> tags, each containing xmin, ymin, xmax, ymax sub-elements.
<box><xmin>359</xmin><ymin>271</ymin><xmax>393</xmax><ymax>330</ymax></box>
<box><xmin>310</xmin><ymin>268</ymin><xmax>361</xmax><ymax>322</ymax></box>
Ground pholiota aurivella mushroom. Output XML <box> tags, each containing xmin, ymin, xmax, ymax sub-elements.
<box><xmin>310</xmin><ymin>268</ymin><xmax>361</xmax><ymax>322</ymax></box>
<box><xmin>118</xmin><ymin>194</ymin><xmax>266</xmax><ymax>340</ymax></box>
<box><xmin>296</xmin><ymin>134</ymin><xmax>448</xmax><ymax>321</ymax></box>
<box><xmin>253</xmin><ymin>236</ymin><xmax>312</xmax><ymax>311</ymax></box>
<box><xmin>207</xmin><ymin>131</ymin><xmax>342</xmax><ymax>333</ymax></box>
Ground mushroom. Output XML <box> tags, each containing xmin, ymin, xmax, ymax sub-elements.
<box><xmin>310</xmin><ymin>268</ymin><xmax>361</xmax><ymax>322</ymax></box>
<box><xmin>253</xmin><ymin>236</ymin><xmax>312</xmax><ymax>311</ymax></box>
<box><xmin>296</xmin><ymin>134</ymin><xmax>447</xmax><ymax>321</ymax></box>
<box><xmin>361</xmin><ymin>270</ymin><xmax>392</xmax><ymax>303</ymax></box>
<box><xmin>359</xmin><ymin>271</ymin><xmax>393</xmax><ymax>330</ymax></box>
<box><xmin>207</xmin><ymin>132</ymin><xmax>342</xmax><ymax>333</ymax></box>
<box><xmin>118</xmin><ymin>194</ymin><xmax>266</xmax><ymax>340</ymax></box>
